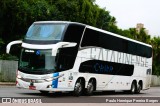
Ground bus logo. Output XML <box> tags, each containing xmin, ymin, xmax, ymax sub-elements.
<box><xmin>36</xmin><ymin>50</ymin><xmax>40</xmax><ymax>55</ymax></box>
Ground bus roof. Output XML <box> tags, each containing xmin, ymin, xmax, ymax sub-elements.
<box><xmin>33</xmin><ymin>21</ymin><xmax>152</xmax><ymax>48</ymax></box>
<box><xmin>34</xmin><ymin>21</ymin><xmax>86</xmax><ymax>26</ymax></box>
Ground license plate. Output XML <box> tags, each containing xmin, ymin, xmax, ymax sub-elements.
<box><xmin>29</xmin><ymin>86</ymin><xmax>36</xmax><ymax>90</ymax></box>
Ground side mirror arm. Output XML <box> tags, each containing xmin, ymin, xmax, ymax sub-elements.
<box><xmin>52</xmin><ymin>42</ymin><xmax>77</xmax><ymax>56</ymax></box>
<box><xmin>6</xmin><ymin>40</ymin><xmax>22</xmax><ymax>54</ymax></box>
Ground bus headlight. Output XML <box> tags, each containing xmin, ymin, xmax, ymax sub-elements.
<box><xmin>17</xmin><ymin>75</ymin><xmax>22</xmax><ymax>79</ymax></box>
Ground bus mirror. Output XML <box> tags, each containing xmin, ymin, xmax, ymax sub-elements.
<box><xmin>52</xmin><ymin>42</ymin><xmax>77</xmax><ymax>56</ymax></box>
<box><xmin>6</xmin><ymin>40</ymin><xmax>22</xmax><ymax>54</ymax></box>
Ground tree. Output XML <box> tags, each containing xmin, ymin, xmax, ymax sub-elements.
<box><xmin>96</xmin><ymin>8</ymin><xmax>116</xmax><ymax>30</ymax></box>
<box><xmin>151</xmin><ymin>37</ymin><xmax>160</xmax><ymax>75</ymax></box>
<box><xmin>0</xmin><ymin>39</ymin><xmax>4</xmax><ymax>53</ymax></box>
<box><xmin>0</xmin><ymin>0</ymin><xmax>58</xmax><ymax>51</ymax></box>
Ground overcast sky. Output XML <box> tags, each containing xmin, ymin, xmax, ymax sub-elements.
<box><xmin>96</xmin><ymin>0</ymin><xmax>160</xmax><ymax>37</ymax></box>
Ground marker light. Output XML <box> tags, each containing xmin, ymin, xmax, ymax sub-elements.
<box><xmin>45</xmin><ymin>77</ymin><xmax>53</xmax><ymax>82</ymax></box>
<box><xmin>45</xmin><ymin>74</ymin><xmax>64</xmax><ymax>82</ymax></box>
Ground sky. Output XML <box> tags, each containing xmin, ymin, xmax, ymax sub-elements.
<box><xmin>96</xmin><ymin>0</ymin><xmax>160</xmax><ymax>37</ymax></box>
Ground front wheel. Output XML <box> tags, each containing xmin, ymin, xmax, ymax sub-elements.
<box><xmin>73</xmin><ymin>79</ymin><xmax>83</xmax><ymax>96</ymax></box>
<box><xmin>39</xmin><ymin>90</ymin><xmax>49</xmax><ymax>94</ymax></box>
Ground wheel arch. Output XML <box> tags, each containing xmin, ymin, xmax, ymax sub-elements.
<box><xmin>75</xmin><ymin>77</ymin><xmax>86</xmax><ymax>89</ymax></box>
<box><xmin>132</xmin><ymin>80</ymin><xmax>137</xmax><ymax>85</ymax></box>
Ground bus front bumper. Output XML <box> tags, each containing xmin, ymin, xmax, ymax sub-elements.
<box><xmin>16</xmin><ymin>78</ymin><xmax>74</xmax><ymax>92</ymax></box>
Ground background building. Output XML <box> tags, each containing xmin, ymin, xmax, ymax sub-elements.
<box><xmin>136</xmin><ymin>23</ymin><xmax>149</xmax><ymax>35</ymax></box>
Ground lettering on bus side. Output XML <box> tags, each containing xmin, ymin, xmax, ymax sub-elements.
<box><xmin>94</xmin><ymin>63</ymin><xmax>113</xmax><ymax>73</ymax></box>
<box><xmin>90</xmin><ymin>48</ymin><xmax>150</xmax><ymax>67</ymax></box>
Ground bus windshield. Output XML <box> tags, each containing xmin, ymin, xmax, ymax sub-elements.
<box><xmin>25</xmin><ymin>23</ymin><xmax>66</xmax><ymax>41</ymax></box>
<box><xmin>19</xmin><ymin>49</ymin><xmax>57</xmax><ymax>74</ymax></box>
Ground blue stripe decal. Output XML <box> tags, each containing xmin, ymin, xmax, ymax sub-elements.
<box><xmin>52</xmin><ymin>72</ymin><xmax>59</xmax><ymax>88</ymax></box>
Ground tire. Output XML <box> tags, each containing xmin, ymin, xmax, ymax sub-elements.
<box><xmin>130</xmin><ymin>82</ymin><xmax>136</xmax><ymax>94</ymax></box>
<box><xmin>73</xmin><ymin>79</ymin><xmax>83</xmax><ymax>96</ymax></box>
<box><xmin>135</xmin><ymin>83</ymin><xmax>141</xmax><ymax>94</ymax></box>
<box><xmin>85</xmin><ymin>80</ymin><xmax>95</xmax><ymax>96</ymax></box>
<box><xmin>40</xmin><ymin>90</ymin><xmax>49</xmax><ymax>94</ymax></box>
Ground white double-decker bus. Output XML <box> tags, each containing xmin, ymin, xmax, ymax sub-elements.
<box><xmin>7</xmin><ymin>21</ymin><xmax>152</xmax><ymax>96</ymax></box>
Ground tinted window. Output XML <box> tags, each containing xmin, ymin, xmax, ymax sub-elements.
<box><xmin>19</xmin><ymin>49</ymin><xmax>57</xmax><ymax>74</ymax></box>
<box><xmin>26</xmin><ymin>23</ymin><xmax>66</xmax><ymax>41</ymax></box>
<box><xmin>79</xmin><ymin>60</ymin><xmax>134</xmax><ymax>76</ymax></box>
<box><xmin>57</xmin><ymin>24</ymin><xmax>85</xmax><ymax>69</ymax></box>
<box><xmin>63</xmin><ymin>24</ymin><xmax>85</xmax><ymax>45</ymax></box>
<box><xmin>81</xmin><ymin>28</ymin><xmax>152</xmax><ymax>58</ymax></box>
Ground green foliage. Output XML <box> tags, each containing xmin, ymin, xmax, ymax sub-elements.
<box><xmin>0</xmin><ymin>38</ymin><xmax>4</xmax><ymax>54</ymax></box>
<box><xmin>151</xmin><ymin>37</ymin><xmax>160</xmax><ymax>75</ymax></box>
<box><xmin>0</xmin><ymin>38</ymin><xmax>4</xmax><ymax>47</ymax></box>
<box><xmin>0</xmin><ymin>0</ymin><xmax>57</xmax><ymax>42</ymax></box>
<box><xmin>0</xmin><ymin>0</ymin><xmax>115</xmax><ymax>52</ymax></box>
<box><xmin>0</xmin><ymin>54</ymin><xmax>18</xmax><ymax>60</ymax></box>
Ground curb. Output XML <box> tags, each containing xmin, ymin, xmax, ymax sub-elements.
<box><xmin>0</xmin><ymin>82</ymin><xmax>15</xmax><ymax>86</ymax></box>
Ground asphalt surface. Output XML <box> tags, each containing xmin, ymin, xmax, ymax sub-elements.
<box><xmin>0</xmin><ymin>86</ymin><xmax>160</xmax><ymax>97</ymax></box>
<box><xmin>0</xmin><ymin>86</ymin><xmax>160</xmax><ymax>102</ymax></box>
<box><xmin>0</xmin><ymin>86</ymin><xmax>160</xmax><ymax>106</ymax></box>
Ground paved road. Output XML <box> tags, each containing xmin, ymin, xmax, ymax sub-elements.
<box><xmin>0</xmin><ymin>86</ymin><xmax>160</xmax><ymax>103</ymax></box>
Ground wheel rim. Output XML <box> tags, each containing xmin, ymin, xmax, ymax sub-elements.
<box><xmin>131</xmin><ymin>83</ymin><xmax>135</xmax><ymax>93</ymax></box>
<box><xmin>75</xmin><ymin>82</ymin><xmax>82</xmax><ymax>94</ymax></box>
<box><xmin>137</xmin><ymin>84</ymin><xmax>141</xmax><ymax>93</ymax></box>
<box><xmin>87</xmin><ymin>82</ymin><xmax>94</xmax><ymax>93</ymax></box>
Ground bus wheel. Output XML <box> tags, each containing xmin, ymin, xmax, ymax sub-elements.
<box><xmin>73</xmin><ymin>79</ymin><xmax>83</xmax><ymax>96</ymax></box>
<box><xmin>130</xmin><ymin>82</ymin><xmax>136</xmax><ymax>94</ymax></box>
<box><xmin>135</xmin><ymin>83</ymin><xmax>141</xmax><ymax>94</ymax></box>
<box><xmin>85</xmin><ymin>80</ymin><xmax>95</xmax><ymax>96</ymax></box>
<box><xmin>40</xmin><ymin>90</ymin><xmax>49</xmax><ymax>94</ymax></box>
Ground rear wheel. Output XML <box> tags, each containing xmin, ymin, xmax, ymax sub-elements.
<box><xmin>135</xmin><ymin>83</ymin><xmax>142</xmax><ymax>94</ymax></box>
<box><xmin>85</xmin><ymin>79</ymin><xmax>95</xmax><ymax>96</ymax></box>
<box><xmin>73</xmin><ymin>79</ymin><xmax>83</xmax><ymax>96</ymax></box>
<box><xmin>130</xmin><ymin>82</ymin><xmax>136</xmax><ymax>94</ymax></box>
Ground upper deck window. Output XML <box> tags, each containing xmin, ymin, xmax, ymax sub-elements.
<box><xmin>25</xmin><ymin>23</ymin><xmax>66</xmax><ymax>41</ymax></box>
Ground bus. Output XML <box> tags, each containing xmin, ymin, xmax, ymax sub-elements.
<box><xmin>7</xmin><ymin>21</ymin><xmax>152</xmax><ymax>96</ymax></box>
